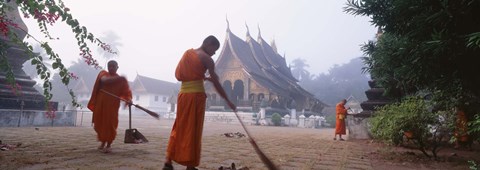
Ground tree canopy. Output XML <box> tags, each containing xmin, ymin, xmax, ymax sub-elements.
<box><xmin>49</xmin><ymin>58</ymin><xmax>99</xmax><ymax>104</ymax></box>
<box><xmin>290</xmin><ymin>58</ymin><xmax>312</xmax><ymax>82</ymax></box>
<box><xmin>292</xmin><ymin>57</ymin><xmax>369</xmax><ymax>106</ymax></box>
<box><xmin>345</xmin><ymin>0</ymin><xmax>480</xmax><ymax>108</ymax></box>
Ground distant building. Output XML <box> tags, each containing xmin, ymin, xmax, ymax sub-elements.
<box><xmin>205</xmin><ymin>23</ymin><xmax>327</xmax><ymax>116</ymax></box>
<box><xmin>130</xmin><ymin>74</ymin><xmax>179</xmax><ymax>116</ymax></box>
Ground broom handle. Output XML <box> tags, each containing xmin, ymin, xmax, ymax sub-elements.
<box><xmin>232</xmin><ymin>110</ymin><xmax>277</xmax><ymax>170</ymax></box>
<box><xmin>129</xmin><ymin>104</ymin><xmax>132</xmax><ymax>129</ymax></box>
<box><xmin>100</xmin><ymin>89</ymin><xmax>160</xmax><ymax>120</ymax></box>
<box><xmin>233</xmin><ymin>111</ymin><xmax>252</xmax><ymax>141</ymax></box>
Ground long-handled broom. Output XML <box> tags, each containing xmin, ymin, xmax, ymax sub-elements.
<box><xmin>230</xmin><ymin>108</ymin><xmax>278</xmax><ymax>170</ymax></box>
<box><xmin>100</xmin><ymin>89</ymin><xmax>160</xmax><ymax>119</ymax></box>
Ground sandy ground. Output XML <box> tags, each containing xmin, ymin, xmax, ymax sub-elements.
<box><xmin>0</xmin><ymin>113</ymin><xmax>479</xmax><ymax>170</ymax></box>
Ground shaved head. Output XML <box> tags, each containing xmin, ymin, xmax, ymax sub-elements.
<box><xmin>107</xmin><ymin>60</ymin><xmax>118</xmax><ymax>66</ymax></box>
<box><xmin>107</xmin><ymin>60</ymin><xmax>119</xmax><ymax>74</ymax></box>
<box><xmin>202</xmin><ymin>35</ymin><xmax>220</xmax><ymax>48</ymax></box>
<box><xmin>201</xmin><ymin>35</ymin><xmax>220</xmax><ymax>56</ymax></box>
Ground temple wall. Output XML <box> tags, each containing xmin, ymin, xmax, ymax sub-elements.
<box><xmin>0</xmin><ymin>109</ymin><xmax>75</xmax><ymax>127</ymax></box>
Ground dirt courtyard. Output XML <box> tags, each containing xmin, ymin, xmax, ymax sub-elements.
<box><xmin>0</xmin><ymin>114</ymin><xmax>479</xmax><ymax>170</ymax></box>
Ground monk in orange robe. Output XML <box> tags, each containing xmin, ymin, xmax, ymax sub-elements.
<box><xmin>163</xmin><ymin>36</ymin><xmax>236</xmax><ymax>170</ymax></box>
<box><xmin>454</xmin><ymin>108</ymin><xmax>469</xmax><ymax>149</ymax></box>
<box><xmin>88</xmin><ymin>60</ymin><xmax>132</xmax><ymax>153</ymax></box>
<box><xmin>334</xmin><ymin>99</ymin><xmax>349</xmax><ymax>141</ymax></box>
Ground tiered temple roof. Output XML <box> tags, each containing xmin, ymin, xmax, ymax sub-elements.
<box><xmin>216</xmin><ymin>25</ymin><xmax>317</xmax><ymax>101</ymax></box>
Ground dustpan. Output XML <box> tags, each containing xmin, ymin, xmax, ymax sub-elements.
<box><xmin>124</xmin><ymin>105</ymin><xmax>149</xmax><ymax>144</ymax></box>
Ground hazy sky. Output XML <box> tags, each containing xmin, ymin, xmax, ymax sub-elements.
<box><xmin>22</xmin><ymin>0</ymin><xmax>376</xmax><ymax>83</ymax></box>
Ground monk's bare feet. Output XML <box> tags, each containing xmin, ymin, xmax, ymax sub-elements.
<box><xmin>162</xmin><ymin>163</ymin><xmax>174</xmax><ymax>170</ymax></box>
<box><xmin>98</xmin><ymin>142</ymin><xmax>106</xmax><ymax>151</ymax></box>
<box><xmin>103</xmin><ymin>147</ymin><xmax>112</xmax><ymax>153</ymax></box>
<box><xmin>186</xmin><ymin>166</ymin><xmax>198</xmax><ymax>170</ymax></box>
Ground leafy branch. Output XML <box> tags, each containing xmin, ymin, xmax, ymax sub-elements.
<box><xmin>1</xmin><ymin>0</ymin><xmax>115</xmax><ymax>108</ymax></box>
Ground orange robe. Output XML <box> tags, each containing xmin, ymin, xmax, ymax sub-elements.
<box><xmin>455</xmin><ymin>110</ymin><xmax>469</xmax><ymax>142</ymax></box>
<box><xmin>335</xmin><ymin>102</ymin><xmax>347</xmax><ymax>135</ymax></box>
<box><xmin>167</xmin><ymin>49</ymin><xmax>207</xmax><ymax>167</ymax></box>
<box><xmin>88</xmin><ymin>70</ymin><xmax>132</xmax><ymax>143</ymax></box>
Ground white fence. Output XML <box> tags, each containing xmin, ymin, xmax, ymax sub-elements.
<box><xmin>204</xmin><ymin>111</ymin><xmax>254</xmax><ymax>124</ymax></box>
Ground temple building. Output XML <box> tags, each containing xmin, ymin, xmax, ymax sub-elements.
<box><xmin>205</xmin><ymin>23</ymin><xmax>326</xmax><ymax>116</ymax></box>
<box><xmin>130</xmin><ymin>74</ymin><xmax>179</xmax><ymax>116</ymax></box>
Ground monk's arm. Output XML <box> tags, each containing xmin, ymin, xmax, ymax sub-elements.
<box><xmin>100</xmin><ymin>75</ymin><xmax>127</xmax><ymax>84</ymax></box>
<box><xmin>121</xmin><ymin>82</ymin><xmax>133</xmax><ymax>107</ymax></box>
<box><xmin>342</xmin><ymin>105</ymin><xmax>349</xmax><ymax>115</ymax></box>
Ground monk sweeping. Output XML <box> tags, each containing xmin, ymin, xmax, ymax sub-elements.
<box><xmin>334</xmin><ymin>99</ymin><xmax>349</xmax><ymax>141</ymax></box>
<box><xmin>88</xmin><ymin>60</ymin><xmax>132</xmax><ymax>153</ymax></box>
<box><xmin>163</xmin><ymin>35</ymin><xmax>236</xmax><ymax>170</ymax></box>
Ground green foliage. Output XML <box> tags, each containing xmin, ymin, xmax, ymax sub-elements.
<box><xmin>345</xmin><ymin>0</ymin><xmax>480</xmax><ymax>109</ymax></box>
<box><xmin>467</xmin><ymin>32</ymin><xmax>480</xmax><ymax>48</ymax></box>
<box><xmin>0</xmin><ymin>42</ymin><xmax>14</xmax><ymax>92</ymax></box>
<box><xmin>469</xmin><ymin>160</ymin><xmax>479</xmax><ymax>170</ymax></box>
<box><xmin>325</xmin><ymin>114</ymin><xmax>336</xmax><ymax>128</ymax></box>
<box><xmin>271</xmin><ymin>113</ymin><xmax>282</xmax><ymax>126</ymax></box>
<box><xmin>468</xmin><ymin>114</ymin><xmax>480</xmax><ymax>137</ymax></box>
<box><xmin>370</xmin><ymin>97</ymin><xmax>431</xmax><ymax>143</ymax></box>
<box><xmin>369</xmin><ymin>96</ymin><xmax>454</xmax><ymax>158</ymax></box>
<box><xmin>360</xmin><ymin>33</ymin><xmax>418</xmax><ymax>98</ymax></box>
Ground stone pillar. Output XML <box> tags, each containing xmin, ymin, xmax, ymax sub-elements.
<box><xmin>317</xmin><ymin>116</ymin><xmax>325</xmax><ymax>128</ymax></box>
<box><xmin>314</xmin><ymin>115</ymin><xmax>321</xmax><ymax>128</ymax></box>
<box><xmin>283</xmin><ymin>114</ymin><xmax>290</xmax><ymax>126</ymax></box>
<box><xmin>252</xmin><ymin>112</ymin><xmax>258</xmax><ymax>125</ymax></box>
<box><xmin>298</xmin><ymin>115</ymin><xmax>305</xmax><ymax>128</ymax></box>
<box><xmin>259</xmin><ymin>98</ymin><xmax>267</xmax><ymax>125</ymax></box>
<box><xmin>0</xmin><ymin>1</ymin><xmax>47</xmax><ymax>110</ymax></box>
<box><xmin>349</xmin><ymin>79</ymin><xmax>392</xmax><ymax>139</ymax></box>
<box><xmin>308</xmin><ymin>115</ymin><xmax>316</xmax><ymax>128</ymax></box>
<box><xmin>290</xmin><ymin>108</ymin><xmax>297</xmax><ymax>126</ymax></box>
<box><xmin>259</xmin><ymin>107</ymin><xmax>267</xmax><ymax>125</ymax></box>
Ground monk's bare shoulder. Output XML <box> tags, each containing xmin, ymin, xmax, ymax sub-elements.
<box><xmin>195</xmin><ymin>49</ymin><xmax>214</xmax><ymax>69</ymax></box>
<box><xmin>194</xmin><ymin>48</ymin><xmax>208</xmax><ymax>58</ymax></box>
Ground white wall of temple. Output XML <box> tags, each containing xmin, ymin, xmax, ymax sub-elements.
<box><xmin>132</xmin><ymin>93</ymin><xmax>169</xmax><ymax>112</ymax></box>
